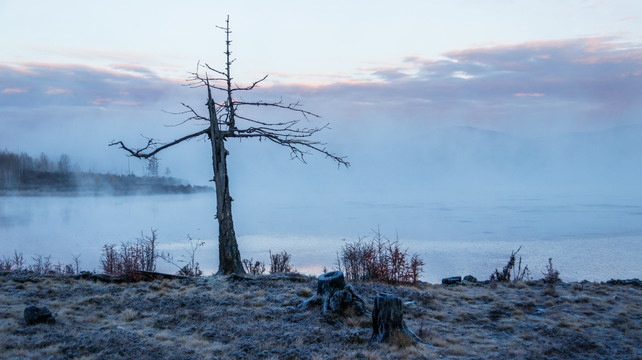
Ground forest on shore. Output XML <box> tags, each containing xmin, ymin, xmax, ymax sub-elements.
<box><xmin>0</xmin><ymin>150</ymin><xmax>211</xmax><ymax>195</ymax></box>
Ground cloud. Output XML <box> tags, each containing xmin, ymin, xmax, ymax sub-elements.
<box><xmin>2</xmin><ymin>35</ymin><xmax>642</xmax><ymax>156</ymax></box>
<box><xmin>514</xmin><ymin>93</ymin><xmax>545</xmax><ymax>97</ymax></box>
<box><xmin>1</xmin><ymin>36</ymin><xmax>641</xmax><ymax>203</ymax></box>
<box><xmin>0</xmin><ymin>63</ymin><xmax>176</xmax><ymax>108</ymax></box>
<box><xmin>45</xmin><ymin>88</ymin><xmax>70</xmax><ymax>95</ymax></box>
<box><xmin>111</xmin><ymin>63</ymin><xmax>161</xmax><ymax>78</ymax></box>
<box><xmin>264</xmin><ymin>36</ymin><xmax>642</xmax><ymax>134</ymax></box>
<box><xmin>2</xmin><ymin>88</ymin><xmax>28</xmax><ymax>94</ymax></box>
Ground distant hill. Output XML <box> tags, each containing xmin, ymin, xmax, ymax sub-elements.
<box><xmin>0</xmin><ymin>150</ymin><xmax>212</xmax><ymax>195</ymax></box>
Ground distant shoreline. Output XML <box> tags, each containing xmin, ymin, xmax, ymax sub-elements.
<box><xmin>0</xmin><ymin>185</ymin><xmax>214</xmax><ymax>197</ymax></box>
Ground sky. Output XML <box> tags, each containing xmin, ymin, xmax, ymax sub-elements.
<box><xmin>1</xmin><ymin>0</ymin><xmax>642</xmax><ymax>199</ymax></box>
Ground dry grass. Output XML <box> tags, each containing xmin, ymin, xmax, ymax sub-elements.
<box><xmin>0</xmin><ymin>273</ymin><xmax>640</xmax><ymax>359</ymax></box>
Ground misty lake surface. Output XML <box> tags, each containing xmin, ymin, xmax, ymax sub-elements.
<box><xmin>1</xmin><ymin>193</ymin><xmax>641</xmax><ymax>283</ymax></box>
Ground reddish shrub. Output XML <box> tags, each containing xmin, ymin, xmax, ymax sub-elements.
<box><xmin>490</xmin><ymin>246</ymin><xmax>530</xmax><ymax>283</ymax></box>
<box><xmin>337</xmin><ymin>229</ymin><xmax>424</xmax><ymax>286</ymax></box>
<box><xmin>269</xmin><ymin>250</ymin><xmax>293</xmax><ymax>274</ymax></box>
<box><xmin>100</xmin><ymin>229</ymin><xmax>162</xmax><ymax>280</ymax></box>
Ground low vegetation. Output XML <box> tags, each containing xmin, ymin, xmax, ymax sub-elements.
<box><xmin>268</xmin><ymin>250</ymin><xmax>294</xmax><ymax>274</ymax></box>
<box><xmin>336</xmin><ymin>229</ymin><xmax>424</xmax><ymax>286</ymax></box>
<box><xmin>543</xmin><ymin>257</ymin><xmax>561</xmax><ymax>285</ymax></box>
<box><xmin>100</xmin><ymin>230</ymin><xmax>163</xmax><ymax>281</ymax></box>
<box><xmin>242</xmin><ymin>258</ymin><xmax>266</xmax><ymax>275</ymax></box>
<box><xmin>1</xmin><ymin>251</ymin><xmax>80</xmax><ymax>277</ymax></box>
<box><xmin>2</xmin><ymin>235</ymin><xmax>640</xmax><ymax>358</ymax></box>
<box><xmin>161</xmin><ymin>235</ymin><xmax>205</xmax><ymax>277</ymax></box>
<box><xmin>1</xmin><ymin>272</ymin><xmax>640</xmax><ymax>359</ymax></box>
<box><xmin>490</xmin><ymin>246</ymin><xmax>530</xmax><ymax>283</ymax></box>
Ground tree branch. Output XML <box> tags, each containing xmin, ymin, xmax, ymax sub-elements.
<box><xmin>109</xmin><ymin>128</ymin><xmax>210</xmax><ymax>159</ymax></box>
<box><xmin>232</xmin><ymin>129</ymin><xmax>350</xmax><ymax>167</ymax></box>
<box><xmin>111</xmin><ymin>16</ymin><xmax>348</xmax><ymax>169</ymax></box>
<box><xmin>234</xmin><ymin>100</ymin><xmax>319</xmax><ymax>120</ymax></box>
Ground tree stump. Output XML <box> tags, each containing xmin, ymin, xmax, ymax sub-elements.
<box><xmin>370</xmin><ymin>293</ymin><xmax>427</xmax><ymax>345</ymax></box>
<box><xmin>298</xmin><ymin>271</ymin><xmax>367</xmax><ymax>316</ymax></box>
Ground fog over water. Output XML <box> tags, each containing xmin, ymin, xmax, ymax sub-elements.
<box><xmin>1</xmin><ymin>2</ymin><xmax>641</xmax><ymax>284</ymax></box>
<box><xmin>2</xmin><ymin>124</ymin><xmax>641</xmax><ymax>283</ymax></box>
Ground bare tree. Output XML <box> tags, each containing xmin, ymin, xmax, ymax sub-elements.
<box><xmin>110</xmin><ymin>16</ymin><xmax>349</xmax><ymax>274</ymax></box>
<box><xmin>146</xmin><ymin>156</ymin><xmax>159</xmax><ymax>177</ymax></box>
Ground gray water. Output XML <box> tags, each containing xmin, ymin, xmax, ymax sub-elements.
<box><xmin>1</xmin><ymin>193</ymin><xmax>641</xmax><ymax>283</ymax></box>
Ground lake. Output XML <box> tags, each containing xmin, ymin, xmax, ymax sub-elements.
<box><xmin>1</xmin><ymin>192</ymin><xmax>640</xmax><ymax>283</ymax></box>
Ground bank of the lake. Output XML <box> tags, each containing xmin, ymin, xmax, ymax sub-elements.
<box><xmin>0</xmin><ymin>273</ymin><xmax>640</xmax><ymax>359</ymax></box>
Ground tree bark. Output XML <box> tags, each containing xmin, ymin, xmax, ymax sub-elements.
<box><xmin>298</xmin><ymin>271</ymin><xmax>367</xmax><ymax>316</ymax></box>
<box><xmin>109</xmin><ymin>19</ymin><xmax>348</xmax><ymax>277</ymax></box>
<box><xmin>370</xmin><ymin>293</ymin><xmax>427</xmax><ymax>345</ymax></box>
<box><xmin>208</xmin><ymin>88</ymin><xmax>244</xmax><ymax>275</ymax></box>
<box><xmin>317</xmin><ymin>271</ymin><xmax>346</xmax><ymax>314</ymax></box>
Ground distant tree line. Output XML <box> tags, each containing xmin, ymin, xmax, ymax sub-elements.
<box><xmin>0</xmin><ymin>151</ymin><xmax>74</xmax><ymax>189</ymax></box>
<box><xmin>0</xmin><ymin>150</ymin><xmax>209</xmax><ymax>195</ymax></box>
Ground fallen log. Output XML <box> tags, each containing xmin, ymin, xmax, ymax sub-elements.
<box><xmin>128</xmin><ymin>270</ymin><xmax>188</xmax><ymax>281</ymax></box>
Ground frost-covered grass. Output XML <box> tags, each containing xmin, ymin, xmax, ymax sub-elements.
<box><xmin>0</xmin><ymin>273</ymin><xmax>640</xmax><ymax>359</ymax></box>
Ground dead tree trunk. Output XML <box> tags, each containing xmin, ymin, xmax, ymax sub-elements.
<box><xmin>207</xmin><ymin>86</ymin><xmax>244</xmax><ymax>275</ymax></box>
<box><xmin>370</xmin><ymin>293</ymin><xmax>427</xmax><ymax>345</ymax></box>
<box><xmin>108</xmin><ymin>17</ymin><xmax>348</xmax><ymax>277</ymax></box>
<box><xmin>299</xmin><ymin>271</ymin><xmax>367</xmax><ymax>316</ymax></box>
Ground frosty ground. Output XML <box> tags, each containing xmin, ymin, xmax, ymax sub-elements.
<box><xmin>1</xmin><ymin>273</ymin><xmax>640</xmax><ymax>360</ymax></box>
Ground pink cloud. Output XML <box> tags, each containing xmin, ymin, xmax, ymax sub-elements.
<box><xmin>45</xmin><ymin>88</ymin><xmax>70</xmax><ymax>95</ymax></box>
<box><xmin>112</xmin><ymin>100</ymin><xmax>141</xmax><ymax>106</ymax></box>
<box><xmin>2</xmin><ymin>88</ymin><xmax>28</xmax><ymax>94</ymax></box>
<box><xmin>91</xmin><ymin>97</ymin><xmax>112</xmax><ymax>105</ymax></box>
<box><xmin>514</xmin><ymin>93</ymin><xmax>545</xmax><ymax>97</ymax></box>
<box><xmin>0</xmin><ymin>62</ymin><xmax>175</xmax><ymax>108</ymax></box>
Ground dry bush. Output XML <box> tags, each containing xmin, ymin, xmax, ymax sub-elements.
<box><xmin>72</xmin><ymin>254</ymin><xmax>81</xmax><ymax>274</ymax></box>
<box><xmin>269</xmin><ymin>250</ymin><xmax>293</xmax><ymax>273</ymax></box>
<box><xmin>100</xmin><ymin>229</ymin><xmax>163</xmax><ymax>279</ymax></box>
<box><xmin>161</xmin><ymin>235</ymin><xmax>204</xmax><ymax>277</ymax></box>
<box><xmin>0</xmin><ymin>257</ymin><xmax>12</xmax><ymax>271</ymax></box>
<box><xmin>543</xmin><ymin>258</ymin><xmax>561</xmax><ymax>285</ymax></box>
<box><xmin>1</xmin><ymin>251</ymin><xmax>78</xmax><ymax>276</ymax></box>
<box><xmin>0</xmin><ymin>251</ymin><xmax>24</xmax><ymax>272</ymax></box>
<box><xmin>100</xmin><ymin>244</ymin><xmax>119</xmax><ymax>275</ymax></box>
<box><xmin>52</xmin><ymin>261</ymin><xmax>75</xmax><ymax>275</ymax></box>
<box><xmin>29</xmin><ymin>254</ymin><xmax>53</xmax><ymax>275</ymax></box>
<box><xmin>176</xmin><ymin>263</ymin><xmax>201</xmax><ymax>277</ymax></box>
<box><xmin>242</xmin><ymin>258</ymin><xmax>266</xmax><ymax>275</ymax></box>
<box><xmin>543</xmin><ymin>258</ymin><xmax>561</xmax><ymax>296</ymax></box>
<box><xmin>490</xmin><ymin>246</ymin><xmax>530</xmax><ymax>283</ymax></box>
<box><xmin>336</xmin><ymin>229</ymin><xmax>424</xmax><ymax>285</ymax></box>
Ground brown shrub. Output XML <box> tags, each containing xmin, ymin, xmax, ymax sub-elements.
<box><xmin>100</xmin><ymin>229</ymin><xmax>162</xmax><ymax>279</ymax></box>
<box><xmin>543</xmin><ymin>257</ymin><xmax>561</xmax><ymax>285</ymax></box>
<box><xmin>0</xmin><ymin>251</ymin><xmax>25</xmax><ymax>272</ymax></box>
<box><xmin>490</xmin><ymin>246</ymin><xmax>530</xmax><ymax>283</ymax></box>
<box><xmin>336</xmin><ymin>228</ymin><xmax>424</xmax><ymax>285</ymax></box>
<box><xmin>242</xmin><ymin>258</ymin><xmax>266</xmax><ymax>275</ymax></box>
<box><xmin>269</xmin><ymin>250</ymin><xmax>293</xmax><ymax>273</ymax></box>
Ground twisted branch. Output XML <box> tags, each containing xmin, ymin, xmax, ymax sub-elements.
<box><xmin>110</xmin><ymin>16</ymin><xmax>349</xmax><ymax>168</ymax></box>
<box><xmin>109</xmin><ymin>128</ymin><xmax>209</xmax><ymax>159</ymax></box>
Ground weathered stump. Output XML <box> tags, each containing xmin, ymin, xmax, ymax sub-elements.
<box><xmin>370</xmin><ymin>293</ymin><xmax>427</xmax><ymax>345</ymax></box>
<box><xmin>299</xmin><ymin>271</ymin><xmax>367</xmax><ymax>316</ymax></box>
<box><xmin>317</xmin><ymin>270</ymin><xmax>346</xmax><ymax>298</ymax></box>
